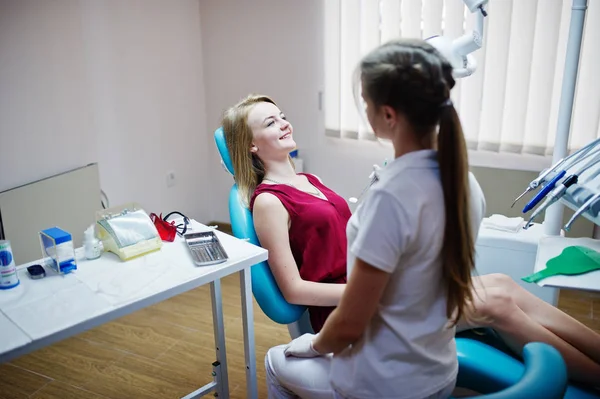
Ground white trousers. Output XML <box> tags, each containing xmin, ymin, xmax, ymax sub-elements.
<box><xmin>265</xmin><ymin>345</ymin><xmax>456</xmax><ymax>399</ymax></box>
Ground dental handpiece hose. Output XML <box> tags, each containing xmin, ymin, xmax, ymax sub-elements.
<box><xmin>571</xmin><ymin>151</ymin><xmax>600</xmax><ymax>184</ymax></box>
<box><xmin>522</xmin><ymin>170</ymin><xmax>566</xmax><ymax>214</ymax></box>
<box><xmin>533</xmin><ymin>139</ymin><xmax>598</xmax><ymax>185</ymax></box>
<box><xmin>522</xmin><ymin>149</ymin><xmax>600</xmax><ymax>214</ymax></box>
<box><xmin>511</xmin><ymin>158</ymin><xmax>565</xmax><ymax>208</ymax></box>
<box><xmin>526</xmin><ymin>150</ymin><xmax>600</xmax><ymax>227</ymax></box>
<box><xmin>561</xmin><ymin>137</ymin><xmax>600</xmax><ymax>170</ymax></box>
<box><xmin>559</xmin><ymin>152</ymin><xmax>600</xmax><ymax>230</ymax></box>
<box><xmin>511</xmin><ymin>138</ymin><xmax>600</xmax><ymax>208</ymax></box>
<box><xmin>564</xmin><ymin>192</ymin><xmax>600</xmax><ymax>232</ymax></box>
<box><xmin>525</xmin><ymin>174</ymin><xmax>579</xmax><ymax>228</ymax></box>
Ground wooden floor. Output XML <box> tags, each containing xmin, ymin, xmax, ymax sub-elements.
<box><xmin>0</xmin><ymin>273</ymin><xmax>291</xmax><ymax>399</ymax></box>
<box><xmin>1</xmin><ymin>273</ymin><xmax>599</xmax><ymax>399</ymax></box>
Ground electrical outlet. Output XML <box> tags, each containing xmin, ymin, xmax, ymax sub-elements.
<box><xmin>166</xmin><ymin>171</ymin><xmax>176</xmax><ymax>188</ymax></box>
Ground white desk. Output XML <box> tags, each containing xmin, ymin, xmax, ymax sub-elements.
<box><xmin>0</xmin><ymin>220</ymin><xmax>268</xmax><ymax>399</ymax></box>
<box><xmin>534</xmin><ymin>236</ymin><xmax>600</xmax><ymax>293</ymax></box>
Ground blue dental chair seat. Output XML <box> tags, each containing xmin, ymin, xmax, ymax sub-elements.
<box><xmin>454</xmin><ymin>339</ymin><xmax>568</xmax><ymax>399</ymax></box>
<box><xmin>214</xmin><ymin>126</ymin><xmax>597</xmax><ymax>398</ymax></box>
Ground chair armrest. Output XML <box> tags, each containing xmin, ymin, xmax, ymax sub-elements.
<box><xmin>455</xmin><ymin>338</ymin><xmax>567</xmax><ymax>399</ymax></box>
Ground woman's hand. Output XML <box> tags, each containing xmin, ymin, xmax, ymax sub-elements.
<box><xmin>283</xmin><ymin>333</ymin><xmax>322</xmax><ymax>358</ymax></box>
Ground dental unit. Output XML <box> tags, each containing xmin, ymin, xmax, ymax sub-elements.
<box><xmin>524</xmin><ymin>174</ymin><xmax>578</xmax><ymax>228</ymax></box>
<box><xmin>512</xmin><ymin>138</ymin><xmax>600</xmax><ymax>209</ymax></box>
<box><xmin>521</xmin><ymin>142</ymin><xmax>600</xmax><ymax>229</ymax></box>
<box><xmin>511</xmin><ymin>161</ymin><xmax>565</xmax><ymax>209</ymax></box>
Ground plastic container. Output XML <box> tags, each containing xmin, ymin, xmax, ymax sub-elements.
<box><xmin>39</xmin><ymin>227</ymin><xmax>77</xmax><ymax>274</ymax></box>
<box><xmin>83</xmin><ymin>224</ymin><xmax>103</xmax><ymax>260</ymax></box>
<box><xmin>475</xmin><ymin>221</ymin><xmax>559</xmax><ymax>306</ymax></box>
<box><xmin>0</xmin><ymin>240</ymin><xmax>20</xmax><ymax>289</ymax></box>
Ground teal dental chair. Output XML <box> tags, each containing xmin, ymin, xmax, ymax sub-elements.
<box><xmin>214</xmin><ymin>126</ymin><xmax>597</xmax><ymax>398</ymax></box>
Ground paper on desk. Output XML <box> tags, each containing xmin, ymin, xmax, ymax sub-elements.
<box><xmin>2</xmin><ymin>282</ymin><xmax>113</xmax><ymax>340</ymax></box>
<box><xmin>76</xmin><ymin>251</ymin><xmax>163</xmax><ymax>306</ymax></box>
<box><xmin>0</xmin><ymin>267</ymin><xmax>80</xmax><ymax>311</ymax></box>
<box><xmin>0</xmin><ymin>311</ymin><xmax>31</xmax><ymax>353</ymax></box>
<box><xmin>75</xmin><ymin>248</ymin><xmax>199</xmax><ymax>306</ymax></box>
<box><xmin>534</xmin><ymin>236</ymin><xmax>600</xmax><ymax>291</ymax></box>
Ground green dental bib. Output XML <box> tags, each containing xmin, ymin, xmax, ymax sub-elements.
<box><xmin>522</xmin><ymin>246</ymin><xmax>600</xmax><ymax>283</ymax></box>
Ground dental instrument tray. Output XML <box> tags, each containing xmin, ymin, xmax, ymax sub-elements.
<box><xmin>184</xmin><ymin>231</ymin><xmax>228</xmax><ymax>266</ymax></box>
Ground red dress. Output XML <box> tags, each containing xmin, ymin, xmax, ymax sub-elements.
<box><xmin>250</xmin><ymin>173</ymin><xmax>351</xmax><ymax>332</ymax></box>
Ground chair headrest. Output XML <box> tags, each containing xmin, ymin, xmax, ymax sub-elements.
<box><xmin>214</xmin><ymin>127</ymin><xmax>234</xmax><ymax>176</ymax></box>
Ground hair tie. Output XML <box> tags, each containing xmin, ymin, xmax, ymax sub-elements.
<box><xmin>441</xmin><ymin>98</ymin><xmax>453</xmax><ymax>108</ymax></box>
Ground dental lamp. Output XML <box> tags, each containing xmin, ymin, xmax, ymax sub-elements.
<box><xmin>427</xmin><ymin>0</ymin><xmax>590</xmax><ymax>236</ymax></box>
<box><xmin>350</xmin><ymin>1</ymin><xmax>488</xmax><ymax>205</ymax></box>
<box><xmin>426</xmin><ymin>0</ymin><xmax>488</xmax><ymax>78</ymax></box>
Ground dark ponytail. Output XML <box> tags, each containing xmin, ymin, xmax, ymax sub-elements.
<box><xmin>359</xmin><ymin>38</ymin><xmax>477</xmax><ymax>326</ymax></box>
<box><xmin>438</xmin><ymin>104</ymin><xmax>475</xmax><ymax>326</ymax></box>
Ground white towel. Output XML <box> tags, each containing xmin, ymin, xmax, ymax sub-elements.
<box><xmin>481</xmin><ymin>214</ymin><xmax>525</xmax><ymax>233</ymax></box>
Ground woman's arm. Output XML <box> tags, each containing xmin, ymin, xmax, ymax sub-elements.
<box><xmin>312</xmin><ymin>258</ymin><xmax>391</xmax><ymax>354</ymax></box>
<box><xmin>253</xmin><ymin>192</ymin><xmax>345</xmax><ymax>307</ymax></box>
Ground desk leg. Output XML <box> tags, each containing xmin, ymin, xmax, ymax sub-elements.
<box><xmin>240</xmin><ymin>269</ymin><xmax>258</xmax><ymax>399</ymax></box>
<box><xmin>211</xmin><ymin>279</ymin><xmax>229</xmax><ymax>398</ymax></box>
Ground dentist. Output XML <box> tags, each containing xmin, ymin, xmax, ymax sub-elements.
<box><xmin>267</xmin><ymin>38</ymin><xmax>486</xmax><ymax>399</ymax></box>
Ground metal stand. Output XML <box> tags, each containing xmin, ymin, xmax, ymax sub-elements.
<box><xmin>180</xmin><ymin>271</ymin><xmax>259</xmax><ymax>399</ymax></box>
<box><xmin>240</xmin><ymin>268</ymin><xmax>258</xmax><ymax>399</ymax></box>
<box><xmin>181</xmin><ymin>280</ymin><xmax>229</xmax><ymax>398</ymax></box>
<box><xmin>544</xmin><ymin>0</ymin><xmax>589</xmax><ymax>236</ymax></box>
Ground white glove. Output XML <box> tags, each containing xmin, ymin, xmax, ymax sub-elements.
<box><xmin>348</xmin><ymin>161</ymin><xmax>386</xmax><ymax>204</ymax></box>
<box><xmin>369</xmin><ymin>164</ymin><xmax>382</xmax><ymax>181</ymax></box>
<box><xmin>283</xmin><ymin>333</ymin><xmax>322</xmax><ymax>358</ymax></box>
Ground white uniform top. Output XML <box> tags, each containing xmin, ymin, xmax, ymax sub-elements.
<box><xmin>329</xmin><ymin>149</ymin><xmax>486</xmax><ymax>399</ymax></box>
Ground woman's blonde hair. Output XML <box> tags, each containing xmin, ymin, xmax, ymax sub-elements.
<box><xmin>359</xmin><ymin>39</ymin><xmax>476</xmax><ymax>327</ymax></box>
<box><xmin>222</xmin><ymin>94</ymin><xmax>293</xmax><ymax>206</ymax></box>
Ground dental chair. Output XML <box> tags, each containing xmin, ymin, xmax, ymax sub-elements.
<box><xmin>214</xmin><ymin>126</ymin><xmax>597</xmax><ymax>399</ymax></box>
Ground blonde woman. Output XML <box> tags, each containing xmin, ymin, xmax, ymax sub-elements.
<box><xmin>223</xmin><ymin>95</ymin><xmax>350</xmax><ymax>333</ymax></box>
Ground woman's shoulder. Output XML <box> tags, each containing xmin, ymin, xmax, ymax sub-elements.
<box><xmin>252</xmin><ymin>190</ymin><xmax>282</xmax><ymax>208</ymax></box>
<box><xmin>250</xmin><ymin>185</ymin><xmax>296</xmax><ymax>216</ymax></box>
<box><xmin>251</xmin><ymin>185</ymin><xmax>279</xmax><ymax>209</ymax></box>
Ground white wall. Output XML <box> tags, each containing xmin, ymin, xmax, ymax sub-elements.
<box><xmin>0</xmin><ymin>0</ymin><xmax>211</xmax><ymax>222</ymax></box>
<box><xmin>199</xmin><ymin>0</ymin><xmax>329</xmax><ymax>222</ymax></box>
<box><xmin>0</xmin><ymin>0</ymin><xmax>95</xmax><ymax>190</ymax></box>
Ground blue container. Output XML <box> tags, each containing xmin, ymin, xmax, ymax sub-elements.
<box><xmin>39</xmin><ymin>227</ymin><xmax>77</xmax><ymax>274</ymax></box>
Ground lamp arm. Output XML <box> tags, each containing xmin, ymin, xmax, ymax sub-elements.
<box><xmin>452</xmin><ymin>3</ymin><xmax>486</xmax><ymax>77</ymax></box>
<box><xmin>426</xmin><ymin>0</ymin><xmax>488</xmax><ymax>79</ymax></box>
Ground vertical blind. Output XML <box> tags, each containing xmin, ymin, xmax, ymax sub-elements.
<box><xmin>324</xmin><ymin>0</ymin><xmax>600</xmax><ymax>156</ymax></box>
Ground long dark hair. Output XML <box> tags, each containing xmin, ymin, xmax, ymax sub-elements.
<box><xmin>359</xmin><ymin>39</ymin><xmax>475</xmax><ymax>326</ymax></box>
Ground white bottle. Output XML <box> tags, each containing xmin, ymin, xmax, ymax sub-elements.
<box><xmin>0</xmin><ymin>240</ymin><xmax>20</xmax><ymax>289</ymax></box>
<box><xmin>83</xmin><ymin>225</ymin><xmax>104</xmax><ymax>260</ymax></box>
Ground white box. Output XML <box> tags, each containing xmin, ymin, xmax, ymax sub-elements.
<box><xmin>475</xmin><ymin>222</ymin><xmax>559</xmax><ymax>306</ymax></box>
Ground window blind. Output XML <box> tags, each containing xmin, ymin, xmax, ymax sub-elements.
<box><xmin>324</xmin><ymin>0</ymin><xmax>600</xmax><ymax>157</ymax></box>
